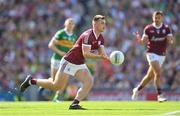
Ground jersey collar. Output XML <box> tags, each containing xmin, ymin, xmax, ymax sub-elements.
<box><xmin>64</xmin><ymin>28</ymin><xmax>73</xmax><ymax>36</ymax></box>
<box><xmin>92</xmin><ymin>29</ymin><xmax>100</xmax><ymax>40</ymax></box>
<box><xmin>152</xmin><ymin>23</ymin><xmax>163</xmax><ymax>29</ymax></box>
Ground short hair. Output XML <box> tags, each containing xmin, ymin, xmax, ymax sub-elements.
<box><xmin>153</xmin><ymin>11</ymin><xmax>163</xmax><ymax>16</ymax></box>
<box><xmin>93</xmin><ymin>15</ymin><xmax>105</xmax><ymax>22</ymax></box>
<box><xmin>64</xmin><ymin>18</ymin><xmax>73</xmax><ymax>25</ymax></box>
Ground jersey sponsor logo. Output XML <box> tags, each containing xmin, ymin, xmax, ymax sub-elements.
<box><xmin>151</xmin><ymin>36</ymin><xmax>165</xmax><ymax>41</ymax></box>
<box><xmin>150</xmin><ymin>30</ymin><xmax>155</xmax><ymax>33</ymax></box>
<box><xmin>92</xmin><ymin>41</ymin><xmax>96</xmax><ymax>44</ymax></box>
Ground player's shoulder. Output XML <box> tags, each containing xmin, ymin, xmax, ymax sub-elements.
<box><xmin>144</xmin><ymin>24</ymin><xmax>153</xmax><ymax>30</ymax></box>
<box><xmin>82</xmin><ymin>29</ymin><xmax>92</xmax><ymax>35</ymax></box>
<box><xmin>55</xmin><ymin>29</ymin><xmax>65</xmax><ymax>34</ymax></box>
<box><xmin>80</xmin><ymin>29</ymin><xmax>93</xmax><ymax>39</ymax></box>
<box><xmin>99</xmin><ymin>33</ymin><xmax>104</xmax><ymax>39</ymax></box>
<box><xmin>162</xmin><ymin>23</ymin><xmax>170</xmax><ymax>29</ymax></box>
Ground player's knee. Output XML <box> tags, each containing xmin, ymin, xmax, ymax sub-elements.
<box><xmin>53</xmin><ymin>86</ymin><xmax>60</xmax><ymax>91</ymax></box>
<box><xmin>154</xmin><ymin>72</ymin><xmax>161</xmax><ymax>78</ymax></box>
<box><xmin>86</xmin><ymin>76</ymin><xmax>94</xmax><ymax>89</ymax></box>
<box><xmin>52</xmin><ymin>82</ymin><xmax>60</xmax><ymax>91</ymax></box>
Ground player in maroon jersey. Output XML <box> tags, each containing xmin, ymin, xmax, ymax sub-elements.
<box><xmin>20</xmin><ymin>15</ymin><xmax>109</xmax><ymax>109</ymax></box>
<box><xmin>132</xmin><ymin>11</ymin><xmax>174</xmax><ymax>102</ymax></box>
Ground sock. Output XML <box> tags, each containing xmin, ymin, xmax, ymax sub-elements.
<box><xmin>53</xmin><ymin>93</ymin><xmax>59</xmax><ymax>101</ymax></box>
<box><xmin>29</xmin><ymin>79</ymin><xmax>37</xmax><ymax>85</ymax></box>
<box><xmin>157</xmin><ymin>88</ymin><xmax>162</xmax><ymax>95</ymax></box>
<box><xmin>71</xmin><ymin>99</ymin><xmax>79</xmax><ymax>106</ymax></box>
<box><xmin>137</xmin><ymin>85</ymin><xmax>143</xmax><ymax>91</ymax></box>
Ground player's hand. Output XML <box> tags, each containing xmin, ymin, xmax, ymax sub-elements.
<box><xmin>134</xmin><ymin>31</ymin><xmax>141</xmax><ymax>43</ymax></box>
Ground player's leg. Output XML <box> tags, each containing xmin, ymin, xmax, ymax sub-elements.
<box><xmin>132</xmin><ymin>66</ymin><xmax>154</xmax><ymax>100</ymax></box>
<box><xmin>37</xmin><ymin>67</ymin><xmax>69</xmax><ymax>91</ymax></box>
<box><xmin>38</xmin><ymin>59</ymin><xmax>58</xmax><ymax>97</ymax></box>
<box><xmin>150</xmin><ymin>61</ymin><xmax>166</xmax><ymax>101</ymax></box>
<box><xmin>150</xmin><ymin>61</ymin><xmax>161</xmax><ymax>93</ymax></box>
<box><xmin>132</xmin><ymin>53</ymin><xmax>155</xmax><ymax>100</ymax></box>
<box><xmin>137</xmin><ymin>66</ymin><xmax>154</xmax><ymax>90</ymax></box>
<box><xmin>50</xmin><ymin>60</ymin><xmax>64</xmax><ymax>102</ymax></box>
<box><xmin>69</xmin><ymin>69</ymin><xmax>93</xmax><ymax>109</ymax></box>
<box><xmin>20</xmin><ymin>64</ymin><xmax>69</xmax><ymax>93</ymax></box>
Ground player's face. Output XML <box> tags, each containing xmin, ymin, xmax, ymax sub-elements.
<box><xmin>97</xmin><ymin>19</ymin><xmax>106</xmax><ymax>32</ymax></box>
<box><xmin>153</xmin><ymin>14</ymin><xmax>163</xmax><ymax>25</ymax></box>
<box><xmin>66</xmin><ymin>20</ymin><xmax>75</xmax><ymax>31</ymax></box>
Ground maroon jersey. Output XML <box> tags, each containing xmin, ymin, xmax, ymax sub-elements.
<box><xmin>64</xmin><ymin>29</ymin><xmax>104</xmax><ymax>64</ymax></box>
<box><xmin>143</xmin><ymin>23</ymin><xmax>173</xmax><ymax>55</ymax></box>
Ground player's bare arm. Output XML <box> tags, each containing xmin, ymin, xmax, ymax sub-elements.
<box><xmin>82</xmin><ymin>44</ymin><xmax>102</xmax><ymax>59</ymax></box>
<box><xmin>48</xmin><ymin>37</ymin><xmax>66</xmax><ymax>56</ymax></box>
<box><xmin>135</xmin><ymin>31</ymin><xmax>149</xmax><ymax>45</ymax></box>
<box><xmin>98</xmin><ymin>45</ymin><xmax>109</xmax><ymax>61</ymax></box>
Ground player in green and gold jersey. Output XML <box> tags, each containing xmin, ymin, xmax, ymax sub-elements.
<box><xmin>40</xmin><ymin>18</ymin><xmax>77</xmax><ymax>102</ymax></box>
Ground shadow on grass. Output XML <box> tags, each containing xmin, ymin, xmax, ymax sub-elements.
<box><xmin>86</xmin><ymin>108</ymin><xmax>157</xmax><ymax>111</ymax></box>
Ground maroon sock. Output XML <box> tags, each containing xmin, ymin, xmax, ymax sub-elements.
<box><xmin>157</xmin><ymin>88</ymin><xmax>162</xmax><ymax>95</ymax></box>
<box><xmin>30</xmin><ymin>79</ymin><xmax>37</xmax><ymax>85</ymax></box>
<box><xmin>137</xmin><ymin>85</ymin><xmax>143</xmax><ymax>91</ymax></box>
<box><xmin>71</xmin><ymin>99</ymin><xmax>79</xmax><ymax>105</ymax></box>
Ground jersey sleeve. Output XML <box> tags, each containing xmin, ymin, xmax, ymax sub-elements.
<box><xmin>54</xmin><ymin>30</ymin><xmax>63</xmax><ymax>40</ymax></box>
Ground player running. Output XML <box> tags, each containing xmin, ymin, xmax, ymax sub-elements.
<box><xmin>39</xmin><ymin>18</ymin><xmax>77</xmax><ymax>102</ymax></box>
<box><xmin>20</xmin><ymin>15</ymin><xmax>109</xmax><ymax>109</ymax></box>
<box><xmin>132</xmin><ymin>11</ymin><xmax>174</xmax><ymax>102</ymax></box>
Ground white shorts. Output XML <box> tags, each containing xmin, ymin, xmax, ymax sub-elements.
<box><xmin>59</xmin><ymin>58</ymin><xmax>88</xmax><ymax>76</ymax></box>
<box><xmin>51</xmin><ymin>59</ymin><xmax>61</xmax><ymax>70</ymax></box>
<box><xmin>146</xmin><ymin>53</ymin><xmax>165</xmax><ymax>67</ymax></box>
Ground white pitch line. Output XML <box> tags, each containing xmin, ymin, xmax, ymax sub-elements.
<box><xmin>162</xmin><ymin>110</ymin><xmax>180</xmax><ymax>116</ymax></box>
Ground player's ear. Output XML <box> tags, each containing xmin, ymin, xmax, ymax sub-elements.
<box><xmin>152</xmin><ymin>15</ymin><xmax>155</xmax><ymax>21</ymax></box>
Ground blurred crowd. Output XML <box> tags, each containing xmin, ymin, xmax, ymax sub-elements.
<box><xmin>0</xmin><ymin>0</ymin><xmax>180</xmax><ymax>101</ymax></box>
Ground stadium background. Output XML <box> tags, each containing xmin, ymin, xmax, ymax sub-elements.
<box><xmin>0</xmin><ymin>0</ymin><xmax>179</xmax><ymax>101</ymax></box>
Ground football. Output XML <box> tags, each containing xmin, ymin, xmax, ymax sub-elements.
<box><xmin>110</xmin><ymin>51</ymin><xmax>124</xmax><ymax>65</ymax></box>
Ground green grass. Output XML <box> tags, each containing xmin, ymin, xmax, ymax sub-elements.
<box><xmin>0</xmin><ymin>101</ymin><xmax>180</xmax><ymax>116</ymax></box>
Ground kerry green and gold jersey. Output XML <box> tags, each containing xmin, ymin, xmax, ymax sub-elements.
<box><xmin>51</xmin><ymin>29</ymin><xmax>77</xmax><ymax>60</ymax></box>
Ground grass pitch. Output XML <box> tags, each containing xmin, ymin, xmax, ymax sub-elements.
<box><xmin>0</xmin><ymin>101</ymin><xmax>179</xmax><ymax>116</ymax></box>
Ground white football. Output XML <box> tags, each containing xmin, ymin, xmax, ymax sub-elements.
<box><xmin>110</xmin><ymin>51</ymin><xmax>124</xmax><ymax>65</ymax></box>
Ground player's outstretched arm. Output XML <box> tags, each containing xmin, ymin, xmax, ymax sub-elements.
<box><xmin>98</xmin><ymin>45</ymin><xmax>109</xmax><ymax>61</ymax></box>
<box><xmin>82</xmin><ymin>44</ymin><xmax>104</xmax><ymax>59</ymax></box>
<box><xmin>135</xmin><ymin>31</ymin><xmax>148</xmax><ymax>45</ymax></box>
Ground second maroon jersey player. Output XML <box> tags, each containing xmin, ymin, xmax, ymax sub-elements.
<box><xmin>132</xmin><ymin>11</ymin><xmax>174</xmax><ymax>102</ymax></box>
<box><xmin>143</xmin><ymin>23</ymin><xmax>173</xmax><ymax>55</ymax></box>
